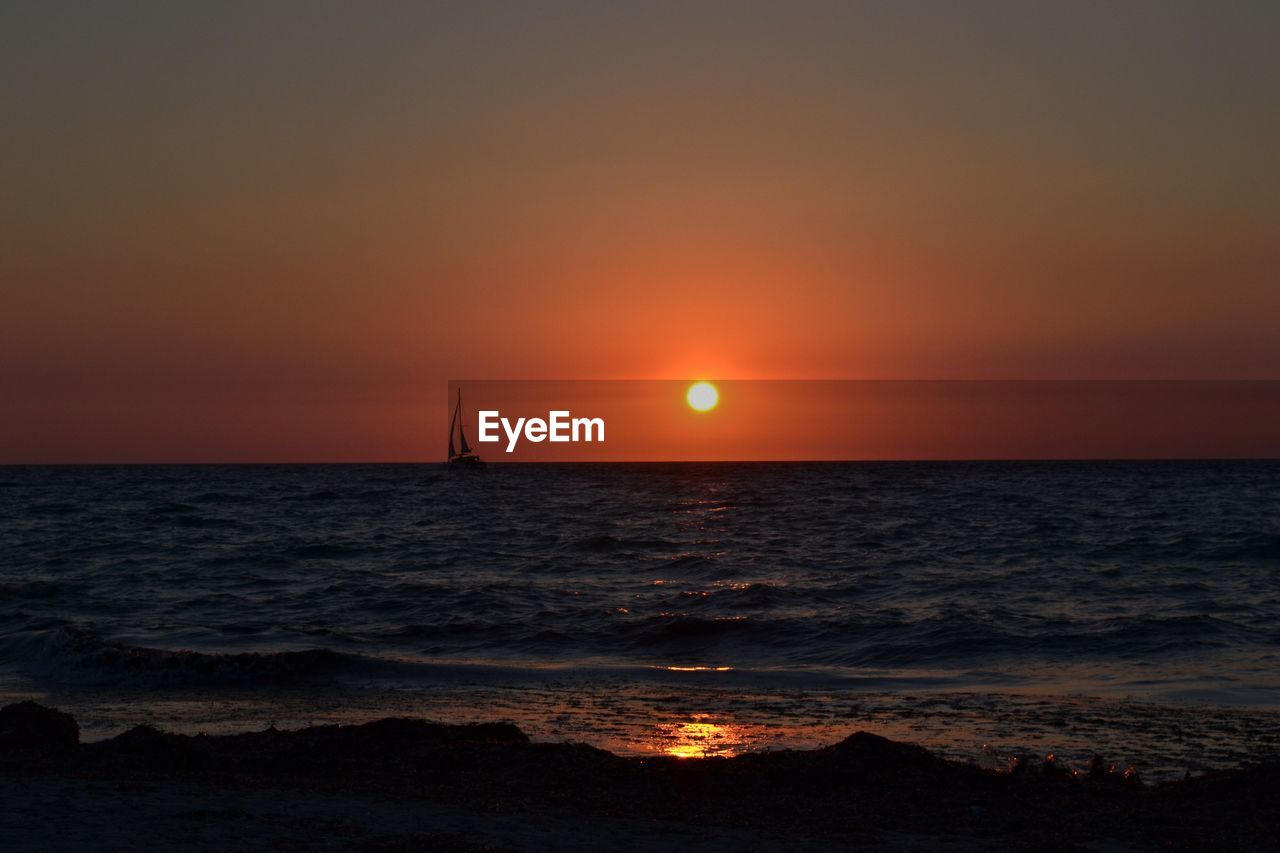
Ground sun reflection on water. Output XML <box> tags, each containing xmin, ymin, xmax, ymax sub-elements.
<box><xmin>655</xmin><ymin>714</ymin><xmax>745</xmax><ymax>759</ymax></box>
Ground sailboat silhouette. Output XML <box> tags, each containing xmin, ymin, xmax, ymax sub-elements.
<box><xmin>448</xmin><ymin>388</ymin><xmax>483</xmax><ymax>464</ymax></box>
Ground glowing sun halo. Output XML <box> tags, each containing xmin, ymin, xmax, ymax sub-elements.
<box><xmin>686</xmin><ymin>382</ymin><xmax>719</xmax><ymax>412</ymax></box>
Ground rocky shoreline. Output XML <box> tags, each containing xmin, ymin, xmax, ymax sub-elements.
<box><xmin>2</xmin><ymin>701</ymin><xmax>1277</xmax><ymax>851</ymax></box>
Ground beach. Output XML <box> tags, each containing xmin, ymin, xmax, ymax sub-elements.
<box><xmin>4</xmin><ymin>701</ymin><xmax>1279</xmax><ymax>851</ymax></box>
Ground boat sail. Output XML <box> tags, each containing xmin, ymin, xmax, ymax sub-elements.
<box><xmin>448</xmin><ymin>388</ymin><xmax>482</xmax><ymax>464</ymax></box>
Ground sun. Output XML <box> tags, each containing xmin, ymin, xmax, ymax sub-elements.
<box><xmin>686</xmin><ymin>381</ymin><xmax>719</xmax><ymax>412</ymax></box>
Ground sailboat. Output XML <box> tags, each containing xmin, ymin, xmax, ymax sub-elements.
<box><xmin>447</xmin><ymin>388</ymin><xmax>483</xmax><ymax>464</ymax></box>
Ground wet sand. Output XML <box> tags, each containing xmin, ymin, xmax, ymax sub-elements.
<box><xmin>11</xmin><ymin>668</ymin><xmax>1279</xmax><ymax>782</ymax></box>
<box><xmin>3</xmin><ymin>701</ymin><xmax>1278</xmax><ymax>851</ymax></box>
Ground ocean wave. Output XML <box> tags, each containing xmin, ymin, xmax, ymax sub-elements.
<box><xmin>678</xmin><ymin>582</ymin><xmax>807</xmax><ymax>608</ymax></box>
<box><xmin>563</xmin><ymin>534</ymin><xmax>683</xmax><ymax>553</ymax></box>
<box><xmin>1204</xmin><ymin>533</ymin><xmax>1280</xmax><ymax>563</ymax></box>
<box><xmin>148</xmin><ymin>501</ymin><xmax>200</xmax><ymax>515</ymax></box>
<box><xmin>819</xmin><ymin>613</ymin><xmax>1262</xmax><ymax>668</ymax></box>
<box><xmin>2</xmin><ymin>626</ymin><xmax>358</xmax><ymax>687</ymax></box>
<box><xmin>170</xmin><ymin>515</ymin><xmax>240</xmax><ymax>529</ymax></box>
<box><xmin>191</xmin><ymin>491</ymin><xmax>254</xmax><ymax>504</ymax></box>
<box><xmin>27</xmin><ymin>501</ymin><xmax>81</xmax><ymax>515</ymax></box>
<box><xmin>0</xmin><ymin>579</ymin><xmax>66</xmax><ymax>600</ymax></box>
<box><xmin>2</xmin><ymin>461</ymin><xmax>1278</xmax><ymax>696</ymax></box>
<box><xmin>286</xmin><ymin>543</ymin><xmax>367</xmax><ymax>560</ymax></box>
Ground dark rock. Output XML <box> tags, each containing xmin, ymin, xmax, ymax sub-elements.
<box><xmin>115</xmin><ymin>724</ymin><xmax>173</xmax><ymax>750</ymax></box>
<box><xmin>2</xmin><ymin>707</ymin><xmax>1278</xmax><ymax>850</ymax></box>
<box><xmin>1041</xmin><ymin>752</ymin><xmax>1067</xmax><ymax>778</ymax></box>
<box><xmin>822</xmin><ymin>730</ymin><xmax>943</xmax><ymax>770</ymax></box>
<box><xmin>0</xmin><ymin>701</ymin><xmax>79</xmax><ymax>752</ymax></box>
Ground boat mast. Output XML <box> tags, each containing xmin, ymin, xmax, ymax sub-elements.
<box><xmin>457</xmin><ymin>389</ymin><xmax>472</xmax><ymax>454</ymax></box>
<box><xmin>448</xmin><ymin>390</ymin><xmax>459</xmax><ymax>459</ymax></box>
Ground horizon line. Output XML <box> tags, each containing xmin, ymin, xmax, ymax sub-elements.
<box><xmin>5</xmin><ymin>457</ymin><xmax>1280</xmax><ymax>467</ymax></box>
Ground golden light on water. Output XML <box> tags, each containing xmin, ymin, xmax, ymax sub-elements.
<box><xmin>657</xmin><ymin>714</ymin><xmax>744</xmax><ymax>759</ymax></box>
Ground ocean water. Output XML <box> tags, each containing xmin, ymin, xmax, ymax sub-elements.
<box><xmin>2</xmin><ymin>462</ymin><xmax>1278</xmax><ymax>776</ymax></box>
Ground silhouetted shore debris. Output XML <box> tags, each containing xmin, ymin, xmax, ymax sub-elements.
<box><xmin>0</xmin><ymin>700</ymin><xmax>78</xmax><ymax>753</ymax></box>
<box><xmin>1</xmin><ymin>702</ymin><xmax>1276</xmax><ymax>850</ymax></box>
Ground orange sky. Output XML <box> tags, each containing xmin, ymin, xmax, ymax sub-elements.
<box><xmin>2</xmin><ymin>3</ymin><xmax>1278</xmax><ymax>462</ymax></box>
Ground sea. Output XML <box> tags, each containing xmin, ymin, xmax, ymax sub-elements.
<box><xmin>2</xmin><ymin>461</ymin><xmax>1278</xmax><ymax>778</ymax></box>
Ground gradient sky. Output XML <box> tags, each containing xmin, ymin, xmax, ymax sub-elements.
<box><xmin>3</xmin><ymin>2</ymin><xmax>1278</xmax><ymax>462</ymax></box>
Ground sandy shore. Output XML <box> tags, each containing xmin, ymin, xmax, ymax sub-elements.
<box><xmin>2</xmin><ymin>701</ymin><xmax>1277</xmax><ymax>851</ymax></box>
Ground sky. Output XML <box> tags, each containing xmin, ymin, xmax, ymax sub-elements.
<box><xmin>2</xmin><ymin>1</ymin><xmax>1278</xmax><ymax>462</ymax></box>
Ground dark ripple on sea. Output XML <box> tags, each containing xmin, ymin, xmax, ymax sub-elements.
<box><xmin>0</xmin><ymin>461</ymin><xmax>1277</xmax><ymax>701</ymax></box>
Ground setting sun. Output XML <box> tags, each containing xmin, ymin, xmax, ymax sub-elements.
<box><xmin>686</xmin><ymin>382</ymin><xmax>719</xmax><ymax>413</ymax></box>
